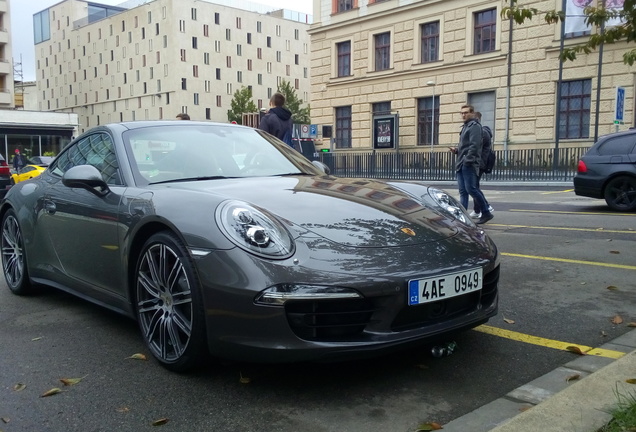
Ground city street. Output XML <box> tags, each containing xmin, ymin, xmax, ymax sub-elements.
<box><xmin>1</xmin><ymin>185</ymin><xmax>634</xmax><ymax>432</ymax></box>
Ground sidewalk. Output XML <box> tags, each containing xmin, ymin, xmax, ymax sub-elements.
<box><xmin>442</xmin><ymin>329</ymin><xmax>636</xmax><ymax>432</ymax></box>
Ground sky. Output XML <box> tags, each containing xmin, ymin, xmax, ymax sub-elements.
<box><xmin>9</xmin><ymin>0</ymin><xmax>314</xmax><ymax>81</ymax></box>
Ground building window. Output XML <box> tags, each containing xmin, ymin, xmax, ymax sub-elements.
<box><xmin>191</xmin><ymin>8</ymin><xmax>197</xmax><ymax>20</ymax></box>
<box><xmin>237</xmin><ymin>44</ymin><xmax>242</xmax><ymax>56</ymax></box>
<box><xmin>257</xmin><ymin>48</ymin><xmax>262</xmax><ymax>59</ymax></box>
<box><xmin>237</xmin><ymin>71</ymin><xmax>242</xmax><ymax>82</ymax></box>
<box><xmin>194</xmin><ymin>93</ymin><xmax>199</xmax><ymax>105</ymax></box>
<box><xmin>247</xmin><ymin>59</ymin><xmax>252</xmax><ymax>70</ymax></box>
<box><xmin>335</xmin><ymin>106</ymin><xmax>352</xmax><ymax>149</ymax></box>
<box><xmin>247</xmin><ymin>33</ymin><xmax>252</xmax><ymax>44</ymax></box>
<box><xmin>206</xmin><ymin>108</ymin><xmax>211</xmax><ymax>120</ymax></box>
<box><xmin>181</xmin><ymin>78</ymin><xmax>187</xmax><ymax>90</ymax></box>
<box><xmin>295</xmin><ymin>29</ymin><xmax>299</xmax><ymax>40</ymax></box>
<box><xmin>236</xmin><ymin>17</ymin><xmax>241</xmax><ymax>29</ymax></box>
<box><xmin>193</xmin><ymin>65</ymin><xmax>198</xmax><ymax>77</ymax></box>
<box><xmin>559</xmin><ymin>79</ymin><xmax>591</xmax><ymax>139</ymax></box>
<box><xmin>226</xmin><ymin>29</ymin><xmax>231</xmax><ymax>41</ymax></box>
<box><xmin>337</xmin><ymin>41</ymin><xmax>351</xmax><ymax>77</ymax></box>
<box><xmin>276</xmin><ymin>51</ymin><xmax>281</xmax><ymax>62</ymax></box>
<box><xmin>216</xmin><ymin>95</ymin><xmax>222</xmax><ymax>106</ymax></box>
<box><xmin>216</xmin><ymin>68</ymin><xmax>221</xmax><ymax>80</ymax></box>
<box><xmin>258</xmin><ymin>73</ymin><xmax>262</xmax><ymax>85</ymax></box>
<box><xmin>474</xmin><ymin>9</ymin><xmax>496</xmax><ymax>54</ymax></box>
<box><xmin>180</xmin><ymin>49</ymin><xmax>186</xmax><ymax>61</ymax></box>
<box><xmin>374</xmin><ymin>32</ymin><xmax>390</xmax><ymax>71</ymax></box>
<box><xmin>215</xmin><ymin>13</ymin><xmax>220</xmax><ymax>25</ymax></box>
<box><xmin>257</xmin><ymin>21</ymin><xmax>262</xmax><ymax>33</ymax></box>
<box><xmin>421</xmin><ymin>21</ymin><xmax>439</xmax><ymax>63</ymax></box>
<box><xmin>179</xmin><ymin>20</ymin><xmax>186</xmax><ymax>32</ymax></box>
<box><xmin>372</xmin><ymin>102</ymin><xmax>391</xmax><ymax>116</ymax></box>
<box><xmin>192</xmin><ymin>37</ymin><xmax>198</xmax><ymax>49</ymax></box>
<box><xmin>226</xmin><ymin>56</ymin><xmax>231</xmax><ymax>67</ymax></box>
<box><xmin>204</xmin><ymin>52</ymin><xmax>210</xmax><ymax>64</ymax></box>
<box><xmin>267</xmin><ymin>36</ymin><xmax>271</xmax><ymax>47</ymax></box>
<box><xmin>204</xmin><ymin>24</ymin><xmax>209</xmax><ymax>37</ymax></box>
<box><xmin>335</xmin><ymin>0</ymin><xmax>355</xmax><ymax>13</ymax></box>
<box><xmin>417</xmin><ymin>97</ymin><xmax>439</xmax><ymax>145</ymax></box>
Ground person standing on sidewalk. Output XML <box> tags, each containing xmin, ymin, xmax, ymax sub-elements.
<box><xmin>470</xmin><ymin>111</ymin><xmax>494</xmax><ymax>219</ymax></box>
<box><xmin>449</xmin><ymin>105</ymin><xmax>493</xmax><ymax>224</ymax></box>
<box><xmin>258</xmin><ymin>92</ymin><xmax>293</xmax><ymax>144</ymax></box>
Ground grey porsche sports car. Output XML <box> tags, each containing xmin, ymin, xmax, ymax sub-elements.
<box><xmin>1</xmin><ymin>121</ymin><xmax>499</xmax><ymax>372</ymax></box>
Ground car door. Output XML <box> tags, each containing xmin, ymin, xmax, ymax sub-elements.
<box><xmin>40</xmin><ymin>132</ymin><xmax>127</xmax><ymax>299</ymax></box>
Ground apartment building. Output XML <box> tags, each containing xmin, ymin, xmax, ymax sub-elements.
<box><xmin>34</xmin><ymin>0</ymin><xmax>312</xmax><ymax>134</ymax></box>
<box><xmin>308</xmin><ymin>0</ymin><xmax>634</xmax><ymax>152</ymax></box>
<box><xmin>0</xmin><ymin>0</ymin><xmax>13</xmax><ymax>109</ymax></box>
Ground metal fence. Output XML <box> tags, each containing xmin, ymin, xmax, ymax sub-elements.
<box><xmin>317</xmin><ymin>147</ymin><xmax>589</xmax><ymax>182</ymax></box>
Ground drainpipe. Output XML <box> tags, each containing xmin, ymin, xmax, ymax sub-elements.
<box><xmin>504</xmin><ymin>13</ymin><xmax>513</xmax><ymax>164</ymax></box>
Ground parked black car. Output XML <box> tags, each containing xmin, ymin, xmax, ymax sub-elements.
<box><xmin>573</xmin><ymin>130</ymin><xmax>636</xmax><ymax>211</ymax></box>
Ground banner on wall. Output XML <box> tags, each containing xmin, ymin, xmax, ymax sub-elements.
<box><xmin>565</xmin><ymin>0</ymin><xmax>625</xmax><ymax>34</ymax></box>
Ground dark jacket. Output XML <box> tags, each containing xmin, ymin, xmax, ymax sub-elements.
<box><xmin>478</xmin><ymin>124</ymin><xmax>493</xmax><ymax>175</ymax></box>
<box><xmin>13</xmin><ymin>153</ymin><xmax>26</xmax><ymax>171</ymax></box>
<box><xmin>455</xmin><ymin>118</ymin><xmax>483</xmax><ymax>173</ymax></box>
<box><xmin>258</xmin><ymin>107</ymin><xmax>293</xmax><ymax>141</ymax></box>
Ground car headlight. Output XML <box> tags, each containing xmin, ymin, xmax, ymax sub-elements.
<box><xmin>426</xmin><ymin>188</ymin><xmax>475</xmax><ymax>227</ymax></box>
<box><xmin>255</xmin><ymin>284</ymin><xmax>363</xmax><ymax>306</ymax></box>
<box><xmin>216</xmin><ymin>200</ymin><xmax>295</xmax><ymax>259</ymax></box>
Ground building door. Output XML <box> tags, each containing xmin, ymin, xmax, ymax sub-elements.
<box><xmin>468</xmin><ymin>91</ymin><xmax>496</xmax><ymax>141</ymax></box>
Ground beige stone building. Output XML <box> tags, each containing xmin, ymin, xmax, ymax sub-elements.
<box><xmin>308</xmin><ymin>0</ymin><xmax>634</xmax><ymax>152</ymax></box>
<box><xmin>34</xmin><ymin>0</ymin><xmax>312</xmax><ymax>134</ymax></box>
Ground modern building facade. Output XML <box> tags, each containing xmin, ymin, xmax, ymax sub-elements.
<box><xmin>0</xmin><ymin>0</ymin><xmax>13</xmax><ymax>109</ymax></box>
<box><xmin>308</xmin><ymin>0</ymin><xmax>634</xmax><ymax>152</ymax></box>
<box><xmin>34</xmin><ymin>0</ymin><xmax>312</xmax><ymax>134</ymax></box>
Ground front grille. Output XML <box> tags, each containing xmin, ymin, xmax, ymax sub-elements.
<box><xmin>285</xmin><ymin>298</ymin><xmax>378</xmax><ymax>341</ymax></box>
<box><xmin>391</xmin><ymin>265</ymin><xmax>500</xmax><ymax>331</ymax></box>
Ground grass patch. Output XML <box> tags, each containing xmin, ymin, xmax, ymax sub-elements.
<box><xmin>598</xmin><ymin>389</ymin><xmax>636</xmax><ymax>432</ymax></box>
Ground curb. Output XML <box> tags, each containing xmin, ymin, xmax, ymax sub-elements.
<box><xmin>442</xmin><ymin>328</ymin><xmax>636</xmax><ymax>432</ymax></box>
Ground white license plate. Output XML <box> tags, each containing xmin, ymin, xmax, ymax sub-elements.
<box><xmin>408</xmin><ymin>268</ymin><xmax>482</xmax><ymax>306</ymax></box>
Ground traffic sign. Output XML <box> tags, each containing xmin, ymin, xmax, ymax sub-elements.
<box><xmin>309</xmin><ymin>124</ymin><xmax>317</xmax><ymax>138</ymax></box>
<box><xmin>615</xmin><ymin>86</ymin><xmax>625</xmax><ymax>122</ymax></box>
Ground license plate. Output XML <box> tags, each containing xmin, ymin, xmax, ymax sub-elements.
<box><xmin>408</xmin><ymin>268</ymin><xmax>482</xmax><ymax>305</ymax></box>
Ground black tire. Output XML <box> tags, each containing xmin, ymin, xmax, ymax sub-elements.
<box><xmin>603</xmin><ymin>176</ymin><xmax>636</xmax><ymax>211</ymax></box>
<box><xmin>1</xmin><ymin>209</ymin><xmax>34</xmax><ymax>295</ymax></box>
<box><xmin>134</xmin><ymin>231</ymin><xmax>208</xmax><ymax>372</ymax></box>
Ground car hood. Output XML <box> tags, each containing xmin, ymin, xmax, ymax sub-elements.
<box><xmin>164</xmin><ymin>176</ymin><xmax>460</xmax><ymax>247</ymax></box>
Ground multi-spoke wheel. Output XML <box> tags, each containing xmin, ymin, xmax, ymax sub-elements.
<box><xmin>604</xmin><ymin>176</ymin><xmax>636</xmax><ymax>211</ymax></box>
<box><xmin>135</xmin><ymin>231</ymin><xmax>207</xmax><ymax>372</ymax></box>
<box><xmin>1</xmin><ymin>209</ymin><xmax>33</xmax><ymax>295</ymax></box>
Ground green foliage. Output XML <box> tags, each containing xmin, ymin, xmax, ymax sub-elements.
<box><xmin>501</xmin><ymin>0</ymin><xmax>636</xmax><ymax>65</ymax></box>
<box><xmin>277</xmin><ymin>79</ymin><xmax>311</xmax><ymax>125</ymax></box>
<box><xmin>227</xmin><ymin>86</ymin><xmax>257</xmax><ymax>125</ymax></box>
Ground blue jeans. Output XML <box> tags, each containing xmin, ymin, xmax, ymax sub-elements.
<box><xmin>457</xmin><ymin>165</ymin><xmax>489</xmax><ymax>215</ymax></box>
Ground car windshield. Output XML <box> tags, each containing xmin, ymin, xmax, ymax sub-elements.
<box><xmin>124</xmin><ymin>124</ymin><xmax>322</xmax><ymax>184</ymax></box>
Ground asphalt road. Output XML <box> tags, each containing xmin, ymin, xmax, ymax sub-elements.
<box><xmin>1</xmin><ymin>186</ymin><xmax>634</xmax><ymax>432</ymax></box>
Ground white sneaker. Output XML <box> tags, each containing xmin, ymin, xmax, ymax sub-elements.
<box><xmin>469</xmin><ymin>211</ymin><xmax>481</xmax><ymax>218</ymax></box>
<box><xmin>487</xmin><ymin>205</ymin><xmax>494</xmax><ymax>212</ymax></box>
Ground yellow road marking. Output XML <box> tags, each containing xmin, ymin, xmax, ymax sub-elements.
<box><xmin>541</xmin><ymin>189</ymin><xmax>574</xmax><ymax>195</ymax></box>
<box><xmin>510</xmin><ymin>209</ymin><xmax>635</xmax><ymax>216</ymax></box>
<box><xmin>474</xmin><ymin>325</ymin><xmax>625</xmax><ymax>359</ymax></box>
<box><xmin>501</xmin><ymin>252</ymin><xmax>636</xmax><ymax>270</ymax></box>
<box><xmin>489</xmin><ymin>224</ymin><xmax>636</xmax><ymax>234</ymax></box>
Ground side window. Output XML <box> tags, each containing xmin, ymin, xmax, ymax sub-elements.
<box><xmin>51</xmin><ymin>133</ymin><xmax>122</xmax><ymax>185</ymax></box>
<box><xmin>598</xmin><ymin>136</ymin><xmax>636</xmax><ymax>156</ymax></box>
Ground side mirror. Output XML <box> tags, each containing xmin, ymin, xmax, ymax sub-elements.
<box><xmin>311</xmin><ymin>160</ymin><xmax>331</xmax><ymax>175</ymax></box>
<box><xmin>62</xmin><ymin>165</ymin><xmax>110</xmax><ymax>197</ymax></box>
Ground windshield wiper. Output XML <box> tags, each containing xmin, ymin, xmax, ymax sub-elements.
<box><xmin>150</xmin><ymin>176</ymin><xmax>233</xmax><ymax>184</ymax></box>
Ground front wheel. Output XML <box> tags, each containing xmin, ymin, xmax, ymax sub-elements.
<box><xmin>1</xmin><ymin>209</ymin><xmax>34</xmax><ymax>295</ymax></box>
<box><xmin>134</xmin><ymin>231</ymin><xmax>208</xmax><ymax>372</ymax></box>
<box><xmin>604</xmin><ymin>176</ymin><xmax>636</xmax><ymax>211</ymax></box>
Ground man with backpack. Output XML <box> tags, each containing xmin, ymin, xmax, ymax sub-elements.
<box><xmin>258</xmin><ymin>93</ymin><xmax>294</xmax><ymax>147</ymax></box>
<box><xmin>470</xmin><ymin>111</ymin><xmax>495</xmax><ymax>219</ymax></box>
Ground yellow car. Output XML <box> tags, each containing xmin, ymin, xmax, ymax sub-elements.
<box><xmin>11</xmin><ymin>165</ymin><xmax>47</xmax><ymax>184</ymax></box>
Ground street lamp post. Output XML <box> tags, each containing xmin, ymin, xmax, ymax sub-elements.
<box><xmin>426</xmin><ymin>81</ymin><xmax>436</xmax><ymax>170</ymax></box>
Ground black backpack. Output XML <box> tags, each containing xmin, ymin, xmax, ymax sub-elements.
<box><xmin>482</xmin><ymin>126</ymin><xmax>496</xmax><ymax>174</ymax></box>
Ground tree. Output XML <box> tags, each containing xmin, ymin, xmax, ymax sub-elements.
<box><xmin>502</xmin><ymin>0</ymin><xmax>636</xmax><ymax>65</ymax></box>
<box><xmin>227</xmin><ymin>86</ymin><xmax>257</xmax><ymax>125</ymax></box>
<box><xmin>277</xmin><ymin>79</ymin><xmax>311</xmax><ymax>124</ymax></box>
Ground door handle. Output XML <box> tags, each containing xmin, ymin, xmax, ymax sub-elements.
<box><xmin>44</xmin><ymin>200</ymin><xmax>56</xmax><ymax>214</ymax></box>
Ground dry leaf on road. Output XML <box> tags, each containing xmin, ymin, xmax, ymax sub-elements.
<box><xmin>40</xmin><ymin>388</ymin><xmax>63</xmax><ymax>398</ymax></box>
<box><xmin>565</xmin><ymin>373</ymin><xmax>580</xmax><ymax>383</ymax></box>
<box><xmin>416</xmin><ymin>422</ymin><xmax>443</xmax><ymax>431</ymax></box>
<box><xmin>151</xmin><ymin>418</ymin><xmax>169</xmax><ymax>426</ymax></box>
<box><xmin>126</xmin><ymin>353</ymin><xmax>147</xmax><ymax>361</ymax></box>
<box><xmin>60</xmin><ymin>375</ymin><xmax>87</xmax><ymax>386</ymax></box>
<box><xmin>611</xmin><ymin>315</ymin><xmax>624</xmax><ymax>325</ymax></box>
<box><xmin>566</xmin><ymin>346</ymin><xmax>585</xmax><ymax>355</ymax></box>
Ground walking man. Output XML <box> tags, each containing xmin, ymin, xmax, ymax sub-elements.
<box><xmin>470</xmin><ymin>111</ymin><xmax>494</xmax><ymax>218</ymax></box>
<box><xmin>258</xmin><ymin>92</ymin><xmax>293</xmax><ymax>144</ymax></box>
<box><xmin>450</xmin><ymin>105</ymin><xmax>493</xmax><ymax>224</ymax></box>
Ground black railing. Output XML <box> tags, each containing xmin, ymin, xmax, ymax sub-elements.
<box><xmin>318</xmin><ymin>147</ymin><xmax>589</xmax><ymax>182</ymax></box>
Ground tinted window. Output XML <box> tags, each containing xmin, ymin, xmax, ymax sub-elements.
<box><xmin>597</xmin><ymin>135</ymin><xmax>636</xmax><ymax>156</ymax></box>
<box><xmin>50</xmin><ymin>133</ymin><xmax>122</xmax><ymax>185</ymax></box>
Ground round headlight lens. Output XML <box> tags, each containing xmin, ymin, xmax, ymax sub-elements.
<box><xmin>216</xmin><ymin>200</ymin><xmax>295</xmax><ymax>258</ymax></box>
<box><xmin>427</xmin><ymin>188</ymin><xmax>475</xmax><ymax>227</ymax></box>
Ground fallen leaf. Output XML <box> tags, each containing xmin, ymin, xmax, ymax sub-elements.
<box><xmin>40</xmin><ymin>388</ymin><xmax>63</xmax><ymax>398</ymax></box>
<box><xmin>126</xmin><ymin>353</ymin><xmax>147</xmax><ymax>361</ymax></box>
<box><xmin>626</xmin><ymin>378</ymin><xmax>636</xmax><ymax>384</ymax></box>
<box><xmin>1</xmin><ymin>417</ymin><xmax>9</xmax><ymax>423</ymax></box>
<box><xmin>13</xmin><ymin>383</ymin><xmax>26</xmax><ymax>392</ymax></box>
<box><xmin>503</xmin><ymin>317</ymin><xmax>515</xmax><ymax>324</ymax></box>
<box><xmin>565</xmin><ymin>373</ymin><xmax>580</xmax><ymax>382</ymax></box>
<box><xmin>609</xmin><ymin>250</ymin><xmax>620</xmax><ymax>254</ymax></box>
<box><xmin>628</xmin><ymin>322</ymin><xmax>636</xmax><ymax>328</ymax></box>
<box><xmin>611</xmin><ymin>315</ymin><xmax>623</xmax><ymax>325</ymax></box>
<box><xmin>60</xmin><ymin>375</ymin><xmax>87</xmax><ymax>386</ymax></box>
<box><xmin>580</xmin><ymin>282</ymin><xmax>586</xmax><ymax>285</ymax></box>
<box><xmin>151</xmin><ymin>418</ymin><xmax>169</xmax><ymax>426</ymax></box>
<box><xmin>606</xmin><ymin>286</ymin><xmax>619</xmax><ymax>291</ymax></box>
<box><xmin>416</xmin><ymin>422</ymin><xmax>443</xmax><ymax>431</ymax></box>
<box><xmin>600</xmin><ymin>331</ymin><xmax>607</xmax><ymax>337</ymax></box>
<box><xmin>566</xmin><ymin>346</ymin><xmax>585</xmax><ymax>355</ymax></box>
<box><xmin>239</xmin><ymin>372</ymin><xmax>251</xmax><ymax>384</ymax></box>
<box><xmin>116</xmin><ymin>407</ymin><xmax>130</xmax><ymax>413</ymax></box>
<box><xmin>519</xmin><ymin>406</ymin><xmax>532</xmax><ymax>412</ymax></box>
<box><xmin>31</xmin><ymin>337</ymin><xmax>43</xmax><ymax>341</ymax></box>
